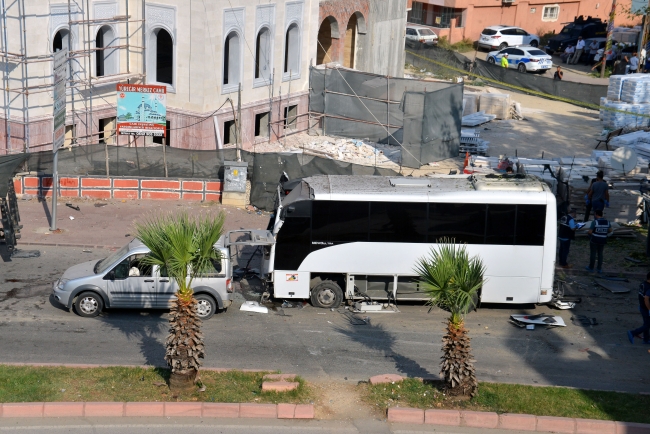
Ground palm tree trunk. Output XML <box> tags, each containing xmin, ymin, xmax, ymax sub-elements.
<box><xmin>166</xmin><ymin>297</ymin><xmax>205</xmax><ymax>393</ymax></box>
<box><xmin>440</xmin><ymin>320</ymin><xmax>478</xmax><ymax>397</ymax></box>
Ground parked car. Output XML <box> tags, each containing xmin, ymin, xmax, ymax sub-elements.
<box><xmin>545</xmin><ymin>16</ymin><xmax>606</xmax><ymax>54</ymax></box>
<box><xmin>405</xmin><ymin>25</ymin><xmax>439</xmax><ymax>48</ymax></box>
<box><xmin>487</xmin><ymin>46</ymin><xmax>553</xmax><ymax>73</ymax></box>
<box><xmin>478</xmin><ymin>26</ymin><xmax>540</xmax><ymax>51</ymax></box>
<box><xmin>51</xmin><ymin>238</ymin><xmax>232</xmax><ymax>319</ymax></box>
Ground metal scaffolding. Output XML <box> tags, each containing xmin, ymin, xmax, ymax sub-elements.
<box><xmin>1</xmin><ymin>0</ymin><xmax>146</xmax><ymax>156</ymax></box>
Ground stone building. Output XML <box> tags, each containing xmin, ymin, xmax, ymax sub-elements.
<box><xmin>0</xmin><ymin>0</ymin><xmax>407</xmax><ymax>155</ymax></box>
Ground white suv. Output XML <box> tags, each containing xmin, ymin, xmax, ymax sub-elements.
<box><xmin>479</xmin><ymin>26</ymin><xmax>540</xmax><ymax>51</ymax></box>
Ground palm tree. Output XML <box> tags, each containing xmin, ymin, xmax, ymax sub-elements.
<box><xmin>134</xmin><ymin>211</ymin><xmax>225</xmax><ymax>393</ymax></box>
<box><xmin>415</xmin><ymin>239</ymin><xmax>485</xmax><ymax>397</ymax></box>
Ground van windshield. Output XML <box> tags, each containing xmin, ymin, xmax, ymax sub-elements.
<box><xmin>95</xmin><ymin>244</ymin><xmax>130</xmax><ymax>274</ymax></box>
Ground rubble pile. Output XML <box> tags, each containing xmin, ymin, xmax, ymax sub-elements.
<box><xmin>459</xmin><ymin>129</ymin><xmax>489</xmax><ymax>156</ymax></box>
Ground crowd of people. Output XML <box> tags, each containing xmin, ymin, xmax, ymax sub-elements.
<box><xmin>557</xmin><ymin>170</ymin><xmax>650</xmax><ymax>345</ymax></box>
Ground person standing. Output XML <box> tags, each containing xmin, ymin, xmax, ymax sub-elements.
<box><xmin>501</xmin><ymin>53</ymin><xmax>509</xmax><ymax>68</ymax></box>
<box><xmin>558</xmin><ymin>208</ymin><xmax>577</xmax><ymax>268</ymax></box>
<box><xmin>572</xmin><ymin>37</ymin><xmax>585</xmax><ymax>64</ymax></box>
<box><xmin>588</xmin><ymin>170</ymin><xmax>609</xmax><ymax>214</ymax></box>
<box><xmin>587</xmin><ymin>40</ymin><xmax>600</xmax><ymax>65</ymax></box>
<box><xmin>585</xmin><ymin>209</ymin><xmax>612</xmax><ymax>273</ymax></box>
<box><xmin>625</xmin><ymin>52</ymin><xmax>639</xmax><ymax>74</ymax></box>
<box><xmin>628</xmin><ymin>272</ymin><xmax>650</xmax><ymax>344</ymax></box>
<box><xmin>553</xmin><ymin>66</ymin><xmax>563</xmax><ymax>80</ymax></box>
<box><xmin>583</xmin><ymin>178</ymin><xmax>597</xmax><ymax>221</ymax></box>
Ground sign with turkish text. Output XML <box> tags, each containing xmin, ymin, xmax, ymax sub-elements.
<box><xmin>52</xmin><ymin>48</ymin><xmax>68</xmax><ymax>152</ymax></box>
<box><xmin>116</xmin><ymin>84</ymin><xmax>167</xmax><ymax>137</ymax></box>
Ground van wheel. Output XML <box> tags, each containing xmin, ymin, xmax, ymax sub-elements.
<box><xmin>195</xmin><ymin>294</ymin><xmax>216</xmax><ymax>320</ymax></box>
<box><xmin>311</xmin><ymin>281</ymin><xmax>343</xmax><ymax>309</ymax></box>
<box><xmin>75</xmin><ymin>292</ymin><xmax>103</xmax><ymax>318</ymax></box>
<box><xmin>499</xmin><ymin>42</ymin><xmax>507</xmax><ymax>50</ymax></box>
<box><xmin>530</xmin><ymin>40</ymin><xmax>539</xmax><ymax>48</ymax></box>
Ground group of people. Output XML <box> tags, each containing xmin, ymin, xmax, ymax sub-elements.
<box><xmin>559</xmin><ymin>37</ymin><xmax>598</xmax><ymax>65</ymax></box>
<box><xmin>557</xmin><ymin>170</ymin><xmax>650</xmax><ymax>345</ymax></box>
<box><xmin>557</xmin><ymin>170</ymin><xmax>611</xmax><ymax>272</ymax></box>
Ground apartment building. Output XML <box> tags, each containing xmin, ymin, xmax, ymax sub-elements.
<box><xmin>407</xmin><ymin>0</ymin><xmax>639</xmax><ymax>43</ymax></box>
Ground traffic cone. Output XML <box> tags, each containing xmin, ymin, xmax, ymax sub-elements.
<box><xmin>463</xmin><ymin>152</ymin><xmax>470</xmax><ymax>168</ymax></box>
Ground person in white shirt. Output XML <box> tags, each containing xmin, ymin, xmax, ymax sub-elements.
<box><xmin>561</xmin><ymin>45</ymin><xmax>575</xmax><ymax>64</ymax></box>
<box><xmin>587</xmin><ymin>40</ymin><xmax>599</xmax><ymax>65</ymax></box>
<box><xmin>571</xmin><ymin>36</ymin><xmax>585</xmax><ymax>64</ymax></box>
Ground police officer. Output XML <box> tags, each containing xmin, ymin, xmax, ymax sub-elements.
<box><xmin>628</xmin><ymin>272</ymin><xmax>650</xmax><ymax>344</ymax></box>
<box><xmin>585</xmin><ymin>209</ymin><xmax>612</xmax><ymax>273</ymax></box>
<box><xmin>558</xmin><ymin>208</ymin><xmax>577</xmax><ymax>268</ymax></box>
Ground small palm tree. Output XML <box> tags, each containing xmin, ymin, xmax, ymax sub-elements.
<box><xmin>135</xmin><ymin>211</ymin><xmax>225</xmax><ymax>393</ymax></box>
<box><xmin>415</xmin><ymin>239</ymin><xmax>485</xmax><ymax>397</ymax></box>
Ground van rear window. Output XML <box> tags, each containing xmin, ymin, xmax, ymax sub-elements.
<box><xmin>482</xmin><ymin>29</ymin><xmax>497</xmax><ymax>35</ymax></box>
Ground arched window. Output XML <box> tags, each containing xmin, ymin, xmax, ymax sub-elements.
<box><xmin>155</xmin><ymin>29</ymin><xmax>173</xmax><ymax>85</ymax></box>
<box><xmin>344</xmin><ymin>14</ymin><xmax>357</xmax><ymax>68</ymax></box>
<box><xmin>223</xmin><ymin>31</ymin><xmax>241</xmax><ymax>88</ymax></box>
<box><xmin>53</xmin><ymin>29</ymin><xmax>69</xmax><ymax>52</ymax></box>
<box><xmin>95</xmin><ymin>25</ymin><xmax>117</xmax><ymax>77</ymax></box>
<box><xmin>255</xmin><ymin>27</ymin><xmax>271</xmax><ymax>81</ymax></box>
<box><xmin>284</xmin><ymin>23</ymin><xmax>300</xmax><ymax>77</ymax></box>
<box><xmin>317</xmin><ymin>17</ymin><xmax>338</xmax><ymax>65</ymax></box>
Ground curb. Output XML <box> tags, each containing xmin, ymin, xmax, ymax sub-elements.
<box><xmin>0</xmin><ymin>402</ymin><xmax>314</xmax><ymax>419</ymax></box>
<box><xmin>388</xmin><ymin>408</ymin><xmax>650</xmax><ymax>433</ymax></box>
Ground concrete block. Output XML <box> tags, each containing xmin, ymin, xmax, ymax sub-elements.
<box><xmin>83</xmin><ymin>402</ymin><xmax>124</xmax><ymax>417</ymax></box>
<box><xmin>616</xmin><ymin>421</ymin><xmax>650</xmax><ymax>434</ymax></box>
<box><xmin>499</xmin><ymin>413</ymin><xmax>536</xmax><ymax>431</ymax></box>
<box><xmin>164</xmin><ymin>402</ymin><xmax>203</xmax><ymax>417</ymax></box>
<box><xmin>369</xmin><ymin>374</ymin><xmax>404</xmax><ymax>385</ymax></box>
<box><xmin>424</xmin><ymin>409</ymin><xmax>461</xmax><ymax>426</ymax></box>
<box><xmin>1</xmin><ymin>403</ymin><xmax>44</xmax><ymax>417</ymax></box>
<box><xmin>221</xmin><ymin>191</ymin><xmax>247</xmax><ymax>206</ymax></box>
<box><xmin>124</xmin><ymin>402</ymin><xmax>164</xmax><ymax>417</ymax></box>
<box><xmin>387</xmin><ymin>407</ymin><xmax>424</xmax><ymax>424</ymax></box>
<box><xmin>43</xmin><ymin>402</ymin><xmax>84</xmax><ymax>417</ymax></box>
<box><xmin>536</xmin><ymin>416</ymin><xmax>576</xmax><ymax>433</ymax></box>
<box><xmin>462</xmin><ymin>411</ymin><xmax>499</xmax><ymax>429</ymax></box>
<box><xmin>576</xmin><ymin>418</ymin><xmax>616</xmax><ymax>434</ymax></box>
<box><xmin>277</xmin><ymin>403</ymin><xmax>296</xmax><ymax>419</ymax></box>
<box><xmin>202</xmin><ymin>403</ymin><xmax>239</xmax><ymax>418</ymax></box>
<box><xmin>262</xmin><ymin>381</ymin><xmax>299</xmax><ymax>392</ymax></box>
<box><xmin>239</xmin><ymin>403</ymin><xmax>277</xmax><ymax>418</ymax></box>
<box><xmin>294</xmin><ymin>404</ymin><xmax>314</xmax><ymax>419</ymax></box>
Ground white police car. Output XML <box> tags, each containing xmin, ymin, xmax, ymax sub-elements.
<box><xmin>487</xmin><ymin>46</ymin><xmax>553</xmax><ymax>73</ymax></box>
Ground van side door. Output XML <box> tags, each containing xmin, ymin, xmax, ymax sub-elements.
<box><xmin>104</xmin><ymin>254</ymin><xmax>156</xmax><ymax>308</ymax></box>
<box><xmin>154</xmin><ymin>265</ymin><xmax>178</xmax><ymax>308</ymax></box>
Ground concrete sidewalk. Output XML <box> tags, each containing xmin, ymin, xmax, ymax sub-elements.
<box><xmin>13</xmin><ymin>197</ymin><xmax>269</xmax><ymax>249</ymax></box>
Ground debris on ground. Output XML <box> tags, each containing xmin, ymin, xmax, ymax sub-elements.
<box><xmin>510</xmin><ymin>314</ymin><xmax>567</xmax><ymax>327</ymax></box>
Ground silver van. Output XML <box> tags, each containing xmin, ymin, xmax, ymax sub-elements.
<box><xmin>52</xmin><ymin>237</ymin><xmax>232</xmax><ymax>319</ymax></box>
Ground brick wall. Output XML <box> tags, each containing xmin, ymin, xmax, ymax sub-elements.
<box><xmin>13</xmin><ymin>175</ymin><xmax>223</xmax><ymax>202</ymax></box>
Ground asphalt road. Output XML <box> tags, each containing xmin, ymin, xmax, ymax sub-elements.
<box><xmin>1</xmin><ymin>245</ymin><xmax>649</xmax><ymax>393</ymax></box>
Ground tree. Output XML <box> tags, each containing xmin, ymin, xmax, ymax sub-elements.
<box><xmin>415</xmin><ymin>239</ymin><xmax>485</xmax><ymax>397</ymax></box>
<box><xmin>134</xmin><ymin>211</ymin><xmax>226</xmax><ymax>393</ymax></box>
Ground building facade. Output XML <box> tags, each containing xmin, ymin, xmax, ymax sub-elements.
<box><xmin>0</xmin><ymin>0</ymin><xmax>320</xmax><ymax>154</ymax></box>
<box><xmin>407</xmin><ymin>0</ymin><xmax>640</xmax><ymax>43</ymax></box>
<box><xmin>0</xmin><ymin>0</ymin><xmax>406</xmax><ymax>156</ymax></box>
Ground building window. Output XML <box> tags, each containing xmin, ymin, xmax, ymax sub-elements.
<box><xmin>542</xmin><ymin>5</ymin><xmax>559</xmax><ymax>21</ymax></box>
<box><xmin>53</xmin><ymin>29</ymin><xmax>69</xmax><ymax>52</ymax></box>
<box><xmin>283</xmin><ymin>23</ymin><xmax>300</xmax><ymax>79</ymax></box>
<box><xmin>98</xmin><ymin>117</ymin><xmax>116</xmax><ymax>145</ymax></box>
<box><xmin>409</xmin><ymin>2</ymin><xmax>423</xmax><ymax>24</ymax></box>
<box><xmin>255</xmin><ymin>27</ymin><xmax>272</xmax><ymax>82</ymax></box>
<box><xmin>153</xmin><ymin>121</ymin><xmax>171</xmax><ymax>146</ymax></box>
<box><xmin>223</xmin><ymin>120</ymin><xmax>236</xmax><ymax>145</ymax></box>
<box><xmin>154</xmin><ymin>29</ymin><xmax>173</xmax><ymax>85</ymax></box>
<box><xmin>317</xmin><ymin>16</ymin><xmax>338</xmax><ymax>65</ymax></box>
<box><xmin>64</xmin><ymin>125</ymin><xmax>75</xmax><ymax>147</ymax></box>
<box><xmin>95</xmin><ymin>25</ymin><xmax>117</xmax><ymax>77</ymax></box>
<box><xmin>284</xmin><ymin>105</ymin><xmax>297</xmax><ymax>130</ymax></box>
<box><xmin>223</xmin><ymin>31</ymin><xmax>241</xmax><ymax>91</ymax></box>
<box><xmin>255</xmin><ymin>112</ymin><xmax>270</xmax><ymax>138</ymax></box>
